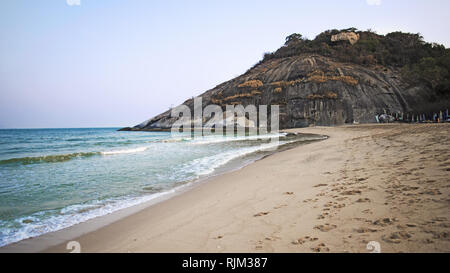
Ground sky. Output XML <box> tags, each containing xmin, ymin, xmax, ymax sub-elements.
<box><xmin>0</xmin><ymin>0</ymin><xmax>449</xmax><ymax>128</ymax></box>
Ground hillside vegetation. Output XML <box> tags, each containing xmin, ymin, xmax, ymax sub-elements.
<box><xmin>258</xmin><ymin>28</ymin><xmax>450</xmax><ymax>97</ymax></box>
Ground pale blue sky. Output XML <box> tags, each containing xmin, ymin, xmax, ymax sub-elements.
<box><xmin>1</xmin><ymin>0</ymin><xmax>449</xmax><ymax>128</ymax></box>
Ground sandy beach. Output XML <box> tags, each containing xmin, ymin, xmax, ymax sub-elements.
<box><xmin>2</xmin><ymin>123</ymin><xmax>449</xmax><ymax>253</ymax></box>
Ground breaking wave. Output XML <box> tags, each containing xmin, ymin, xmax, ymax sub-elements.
<box><xmin>0</xmin><ymin>146</ymin><xmax>151</xmax><ymax>165</ymax></box>
<box><xmin>0</xmin><ymin>152</ymin><xmax>100</xmax><ymax>165</ymax></box>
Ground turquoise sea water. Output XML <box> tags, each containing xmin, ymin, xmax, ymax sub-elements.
<box><xmin>0</xmin><ymin>128</ymin><xmax>325</xmax><ymax>246</ymax></box>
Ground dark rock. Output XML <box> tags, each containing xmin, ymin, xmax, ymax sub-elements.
<box><xmin>117</xmin><ymin>127</ymin><xmax>133</xmax><ymax>131</ymax></box>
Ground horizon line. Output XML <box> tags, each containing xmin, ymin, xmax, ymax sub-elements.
<box><xmin>0</xmin><ymin>126</ymin><xmax>126</xmax><ymax>130</ymax></box>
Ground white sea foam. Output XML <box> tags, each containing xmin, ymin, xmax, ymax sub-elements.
<box><xmin>183</xmin><ymin>140</ymin><xmax>291</xmax><ymax>177</ymax></box>
<box><xmin>0</xmin><ymin>184</ymin><xmax>189</xmax><ymax>247</ymax></box>
<box><xmin>160</xmin><ymin>133</ymin><xmax>287</xmax><ymax>145</ymax></box>
<box><xmin>188</xmin><ymin>133</ymin><xmax>287</xmax><ymax>145</ymax></box>
<box><xmin>101</xmin><ymin>146</ymin><xmax>148</xmax><ymax>155</ymax></box>
<box><xmin>184</xmin><ymin>135</ymin><xmax>328</xmax><ymax>177</ymax></box>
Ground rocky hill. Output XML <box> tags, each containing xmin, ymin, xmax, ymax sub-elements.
<box><xmin>122</xmin><ymin>28</ymin><xmax>450</xmax><ymax>130</ymax></box>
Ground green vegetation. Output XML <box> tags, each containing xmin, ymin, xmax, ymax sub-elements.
<box><xmin>257</xmin><ymin>28</ymin><xmax>450</xmax><ymax>96</ymax></box>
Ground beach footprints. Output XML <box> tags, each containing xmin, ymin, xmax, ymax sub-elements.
<box><xmin>255</xmin><ymin>191</ymin><xmax>296</xmax><ymax>218</ymax></box>
<box><xmin>382</xmin><ymin>231</ymin><xmax>412</xmax><ymax>244</ymax></box>
<box><xmin>340</xmin><ymin>190</ymin><xmax>362</xmax><ymax>196</ymax></box>
<box><xmin>317</xmin><ymin>213</ymin><xmax>328</xmax><ymax>219</ymax></box>
<box><xmin>311</xmin><ymin>243</ymin><xmax>330</xmax><ymax>252</ymax></box>
<box><xmin>273</xmin><ymin>204</ymin><xmax>287</xmax><ymax>209</ymax></box>
<box><xmin>302</xmin><ymin>198</ymin><xmax>319</xmax><ymax>203</ymax></box>
<box><xmin>314</xmin><ymin>223</ymin><xmax>337</xmax><ymax>232</ymax></box>
<box><xmin>253</xmin><ymin>211</ymin><xmax>270</xmax><ymax>217</ymax></box>
<box><xmin>291</xmin><ymin>236</ymin><xmax>330</xmax><ymax>252</ymax></box>
<box><xmin>372</xmin><ymin>217</ymin><xmax>397</xmax><ymax>227</ymax></box>
<box><xmin>291</xmin><ymin>236</ymin><xmax>318</xmax><ymax>245</ymax></box>
<box><xmin>354</xmin><ymin>227</ymin><xmax>378</xmax><ymax>234</ymax></box>
<box><xmin>323</xmin><ymin>201</ymin><xmax>346</xmax><ymax>209</ymax></box>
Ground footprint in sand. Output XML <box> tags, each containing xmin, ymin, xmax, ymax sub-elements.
<box><xmin>354</xmin><ymin>227</ymin><xmax>378</xmax><ymax>233</ymax></box>
<box><xmin>333</xmin><ymin>203</ymin><xmax>346</xmax><ymax>209</ymax></box>
<box><xmin>303</xmin><ymin>198</ymin><xmax>319</xmax><ymax>203</ymax></box>
<box><xmin>265</xmin><ymin>236</ymin><xmax>280</xmax><ymax>241</ymax></box>
<box><xmin>372</xmin><ymin>217</ymin><xmax>397</xmax><ymax>227</ymax></box>
<box><xmin>254</xmin><ymin>212</ymin><xmax>270</xmax><ymax>217</ymax></box>
<box><xmin>254</xmin><ymin>240</ymin><xmax>265</xmax><ymax>250</ymax></box>
<box><xmin>382</xmin><ymin>231</ymin><xmax>412</xmax><ymax>244</ymax></box>
<box><xmin>331</xmin><ymin>186</ymin><xmax>346</xmax><ymax>192</ymax></box>
<box><xmin>420</xmin><ymin>189</ymin><xmax>442</xmax><ymax>195</ymax></box>
<box><xmin>430</xmin><ymin>231</ymin><xmax>449</xmax><ymax>239</ymax></box>
<box><xmin>311</xmin><ymin>243</ymin><xmax>330</xmax><ymax>252</ymax></box>
<box><xmin>314</xmin><ymin>224</ymin><xmax>337</xmax><ymax>232</ymax></box>
<box><xmin>340</xmin><ymin>190</ymin><xmax>362</xmax><ymax>195</ymax></box>
<box><xmin>291</xmin><ymin>236</ymin><xmax>319</xmax><ymax>245</ymax></box>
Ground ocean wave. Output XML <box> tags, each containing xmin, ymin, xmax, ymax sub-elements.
<box><xmin>0</xmin><ymin>146</ymin><xmax>152</xmax><ymax>165</ymax></box>
<box><xmin>189</xmin><ymin>133</ymin><xmax>287</xmax><ymax>145</ymax></box>
<box><xmin>182</xmin><ymin>139</ymin><xmax>290</xmax><ymax>177</ymax></box>
<box><xmin>182</xmin><ymin>135</ymin><xmax>327</xmax><ymax>177</ymax></box>
<box><xmin>161</xmin><ymin>138</ymin><xmax>191</xmax><ymax>143</ymax></box>
<box><xmin>0</xmin><ymin>152</ymin><xmax>99</xmax><ymax>165</ymax></box>
<box><xmin>159</xmin><ymin>133</ymin><xmax>287</xmax><ymax>145</ymax></box>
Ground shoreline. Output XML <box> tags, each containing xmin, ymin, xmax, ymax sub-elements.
<box><xmin>2</xmin><ymin>124</ymin><xmax>449</xmax><ymax>253</ymax></box>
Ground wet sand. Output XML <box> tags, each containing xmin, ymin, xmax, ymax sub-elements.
<box><xmin>3</xmin><ymin>123</ymin><xmax>450</xmax><ymax>253</ymax></box>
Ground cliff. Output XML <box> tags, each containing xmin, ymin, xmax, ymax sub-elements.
<box><xmin>122</xmin><ymin>29</ymin><xmax>450</xmax><ymax>130</ymax></box>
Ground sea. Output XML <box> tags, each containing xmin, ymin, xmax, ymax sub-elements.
<box><xmin>0</xmin><ymin>128</ymin><xmax>326</xmax><ymax>247</ymax></box>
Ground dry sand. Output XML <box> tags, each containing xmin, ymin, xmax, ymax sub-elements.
<box><xmin>5</xmin><ymin>124</ymin><xmax>450</xmax><ymax>253</ymax></box>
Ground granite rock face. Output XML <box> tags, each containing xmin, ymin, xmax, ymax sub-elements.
<box><xmin>331</xmin><ymin>32</ymin><xmax>360</xmax><ymax>45</ymax></box>
<box><xmin>126</xmin><ymin>54</ymin><xmax>439</xmax><ymax>130</ymax></box>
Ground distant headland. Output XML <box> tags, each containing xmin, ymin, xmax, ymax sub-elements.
<box><xmin>121</xmin><ymin>28</ymin><xmax>450</xmax><ymax>131</ymax></box>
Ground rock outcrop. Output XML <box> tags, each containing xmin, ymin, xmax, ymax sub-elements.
<box><xmin>122</xmin><ymin>30</ymin><xmax>449</xmax><ymax>131</ymax></box>
<box><xmin>126</xmin><ymin>55</ymin><xmax>437</xmax><ymax>130</ymax></box>
<box><xmin>331</xmin><ymin>32</ymin><xmax>360</xmax><ymax>45</ymax></box>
